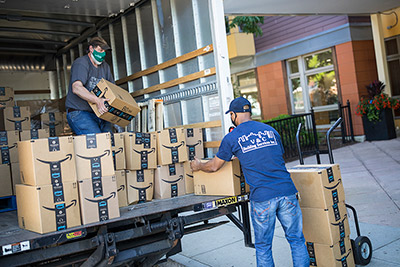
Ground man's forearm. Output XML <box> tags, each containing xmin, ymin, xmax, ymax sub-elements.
<box><xmin>72</xmin><ymin>83</ymin><xmax>99</xmax><ymax>104</ymax></box>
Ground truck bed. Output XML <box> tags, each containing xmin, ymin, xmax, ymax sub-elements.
<box><xmin>0</xmin><ymin>194</ymin><xmax>227</xmax><ymax>253</ymax></box>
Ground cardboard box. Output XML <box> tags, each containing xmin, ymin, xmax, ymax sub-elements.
<box><xmin>115</xmin><ymin>170</ymin><xmax>128</xmax><ymax>207</ymax></box>
<box><xmin>183</xmin><ymin>161</ymin><xmax>194</xmax><ymax>194</ymax></box>
<box><xmin>111</xmin><ymin>133</ymin><xmax>126</xmax><ymax>170</ymax></box>
<box><xmin>41</xmin><ymin>112</ymin><xmax>63</xmax><ymax>123</ymax></box>
<box><xmin>20</xmin><ymin>129</ymin><xmax>49</xmax><ymax>141</ymax></box>
<box><xmin>302</xmin><ymin>201</ymin><xmax>350</xmax><ymax>245</ymax></box>
<box><xmin>78</xmin><ymin>175</ymin><xmax>120</xmax><ymax>225</ymax></box>
<box><xmin>154</xmin><ymin>163</ymin><xmax>185</xmax><ymax>199</ymax></box>
<box><xmin>1</xmin><ymin>143</ymin><xmax>18</xmax><ymax>164</ymax></box>
<box><xmin>156</xmin><ymin>128</ymin><xmax>188</xmax><ymax>165</ymax></box>
<box><xmin>16</xmin><ymin>182</ymin><xmax>81</xmax><ymax>234</ymax></box>
<box><xmin>124</xmin><ymin>132</ymin><xmax>157</xmax><ymax>170</ymax></box>
<box><xmin>0</xmin><ymin>130</ymin><xmax>19</xmax><ymax>147</ymax></box>
<box><xmin>0</xmin><ymin>106</ymin><xmax>30</xmax><ymax>131</ymax></box>
<box><xmin>18</xmin><ymin>136</ymin><xmax>77</xmax><ymax>186</ymax></box>
<box><xmin>73</xmin><ymin>133</ymin><xmax>114</xmax><ymax>180</ymax></box>
<box><xmin>42</xmin><ymin>121</ymin><xmax>63</xmax><ymax>137</ymax></box>
<box><xmin>11</xmin><ymin>163</ymin><xmax>20</xmax><ymax>195</ymax></box>
<box><xmin>89</xmin><ymin>79</ymin><xmax>141</xmax><ymax>127</ymax></box>
<box><xmin>194</xmin><ymin>158</ymin><xmax>249</xmax><ymax>196</ymax></box>
<box><xmin>185</xmin><ymin>128</ymin><xmax>204</xmax><ymax>160</ymax></box>
<box><xmin>0</xmin><ymin>87</ymin><xmax>14</xmax><ymax>108</ymax></box>
<box><xmin>289</xmin><ymin>164</ymin><xmax>345</xmax><ymax>209</ymax></box>
<box><xmin>126</xmin><ymin>169</ymin><xmax>154</xmax><ymax>204</ymax></box>
<box><xmin>307</xmin><ymin>237</ymin><xmax>355</xmax><ymax>267</ymax></box>
<box><xmin>0</xmin><ymin>164</ymin><xmax>12</xmax><ymax>197</ymax></box>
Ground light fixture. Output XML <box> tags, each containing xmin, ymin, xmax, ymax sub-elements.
<box><xmin>64</xmin><ymin>4</ymin><xmax>70</xmax><ymax>9</ymax></box>
<box><xmin>381</xmin><ymin>11</ymin><xmax>398</xmax><ymax>30</ymax></box>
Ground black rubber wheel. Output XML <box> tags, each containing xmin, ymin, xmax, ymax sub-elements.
<box><xmin>353</xmin><ymin>236</ymin><xmax>372</xmax><ymax>265</ymax></box>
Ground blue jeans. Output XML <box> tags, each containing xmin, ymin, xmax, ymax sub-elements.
<box><xmin>251</xmin><ymin>194</ymin><xmax>309</xmax><ymax>267</ymax></box>
<box><xmin>67</xmin><ymin>110</ymin><xmax>112</xmax><ymax>135</ymax></box>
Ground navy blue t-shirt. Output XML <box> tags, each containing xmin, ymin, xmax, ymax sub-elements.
<box><xmin>216</xmin><ymin>120</ymin><xmax>297</xmax><ymax>202</ymax></box>
<box><xmin>65</xmin><ymin>55</ymin><xmax>114</xmax><ymax>112</ymax></box>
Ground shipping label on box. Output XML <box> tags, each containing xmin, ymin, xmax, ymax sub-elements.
<box><xmin>0</xmin><ymin>106</ymin><xmax>31</xmax><ymax>131</ymax></box>
<box><xmin>289</xmin><ymin>164</ymin><xmax>345</xmax><ymax>209</ymax></box>
<box><xmin>124</xmin><ymin>132</ymin><xmax>157</xmax><ymax>170</ymax></box>
<box><xmin>0</xmin><ymin>87</ymin><xmax>14</xmax><ymax>108</ymax></box>
<box><xmin>18</xmin><ymin>136</ymin><xmax>77</xmax><ymax>186</ymax></box>
<box><xmin>89</xmin><ymin>79</ymin><xmax>141</xmax><ymax>127</ymax></box>
<box><xmin>194</xmin><ymin>158</ymin><xmax>249</xmax><ymax>196</ymax></box>
<box><xmin>115</xmin><ymin>170</ymin><xmax>128</xmax><ymax>207</ymax></box>
<box><xmin>0</xmin><ymin>164</ymin><xmax>12</xmax><ymax>197</ymax></box>
<box><xmin>20</xmin><ymin>129</ymin><xmax>49</xmax><ymax>141</ymax></box>
<box><xmin>73</xmin><ymin>133</ymin><xmax>114</xmax><ymax>180</ymax></box>
<box><xmin>1</xmin><ymin>143</ymin><xmax>18</xmax><ymax>164</ymax></box>
<box><xmin>16</xmin><ymin>182</ymin><xmax>81</xmax><ymax>234</ymax></box>
<box><xmin>185</xmin><ymin>128</ymin><xmax>204</xmax><ymax>160</ymax></box>
<box><xmin>111</xmin><ymin>133</ymin><xmax>126</xmax><ymax>170</ymax></box>
<box><xmin>183</xmin><ymin>161</ymin><xmax>194</xmax><ymax>194</ymax></box>
<box><xmin>42</xmin><ymin>121</ymin><xmax>63</xmax><ymax>137</ymax></box>
<box><xmin>41</xmin><ymin>112</ymin><xmax>63</xmax><ymax>123</ymax></box>
<box><xmin>0</xmin><ymin>130</ymin><xmax>19</xmax><ymax>146</ymax></box>
<box><xmin>154</xmin><ymin>163</ymin><xmax>185</xmax><ymax>199</ymax></box>
<box><xmin>78</xmin><ymin>175</ymin><xmax>120</xmax><ymax>225</ymax></box>
<box><xmin>11</xmin><ymin>162</ymin><xmax>20</xmax><ymax>195</ymax></box>
<box><xmin>302</xmin><ymin>201</ymin><xmax>350</xmax><ymax>245</ymax></box>
<box><xmin>307</xmin><ymin>237</ymin><xmax>355</xmax><ymax>267</ymax></box>
<box><xmin>126</xmin><ymin>169</ymin><xmax>154</xmax><ymax>204</ymax></box>
<box><xmin>157</xmin><ymin>128</ymin><xmax>188</xmax><ymax>165</ymax></box>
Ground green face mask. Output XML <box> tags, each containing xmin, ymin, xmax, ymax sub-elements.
<box><xmin>92</xmin><ymin>49</ymin><xmax>106</xmax><ymax>63</ymax></box>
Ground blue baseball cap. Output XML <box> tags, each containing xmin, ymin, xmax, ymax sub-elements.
<box><xmin>225</xmin><ymin>96</ymin><xmax>252</xmax><ymax>114</ymax></box>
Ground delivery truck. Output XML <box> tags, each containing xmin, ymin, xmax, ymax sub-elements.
<box><xmin>0</xmin><ymin>0</ymin><xmax>254</xmax><ymax>265</ymax></box>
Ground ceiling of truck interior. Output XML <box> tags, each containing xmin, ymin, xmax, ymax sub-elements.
<box><xmin>0</xmin><ymin>0</ymin><xmax>399</xmax><ymax>71</ymax></box>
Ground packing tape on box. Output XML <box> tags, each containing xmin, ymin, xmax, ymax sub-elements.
<box><xmin>130</xmin><ymin>183</ymin><xmax>153</xmax><ymax>203</ymax></box>
<box><xmin>187</xmin><ymin>140</ymin><xmax>202</xmax><ymax>161</ymax></box>
<box><xmin>85</xmin><ymin>192</ymin><xmax>116</xmax><ymax>221</ymax></box>
<box><xmin>76</xmin><ymin>150</ymin><xmax>110</xmax><ymax>197</ymax></box>
<box><xmin>30</xmin><ymin>129</ymin><xmax>39</xmax><ymax>139</ymax></box>
<box><xmin>1</xmin><ymin>146</ymin><xmax>11</xmax><ymax>164</ymax></box>
<box><xmin>6</xmin><ymin>117</ymin><xmax>29</xmax><ymax>131</ymax></box>
<box><xmin>42</xmin><ymin>200</ymin><xmax>77</xmax><ymax>231</ymax></box>
<box><xmin>168</xmin><ymin>128</ymin><xmax>178</xmax><ymax>143</ymax></box>
<box><xmin>161</xmin><ymin>175</ymin><xmax>183</xmax><ymax>197</ymax></box>
<box><xmin>112</xmin><ymin>147</ymin><xmax>123</xmax><ymax>169</ymax></box>
<box><xmin>187</xmin><ymin>128</ymin><xmax>194</xmax><ymax>138</ymax></box>
<box><xmin>136</xmin><ymin>170</ymin><xmax>145</xmax><ymax>182</ymax></box>
<box><xmin>13</xmin><ymin>106</ymin><xmax>21</xmax><ymax>117</ymax></box>
<box><xmin>43</xmin><ymin>122</ymin><xmax>61</xmax><ymax>137</ymax></box>
<box><xmin>0</xmin><ymin>132</ymin><xmax>8</xmax><ymax>146</ymax></box>
<box><xmin>162</xmin><ymin>141</ymin><xmax>184</xmax><ymax>163</ymax></box>
<box><xmin>307</xmin><ymin>241</ymin><xmax>352</xmax><ymax>267</ymax></box>
<box><xmin>134</xmin><ymin>132</ymin><xmax>152</xmax><ymax>149</ymax></box>
<box><xmin>331</xmin><ymin>214</ymin><xmax>348</xmax><ymax>241</ymax></box>
<box><xmin>133</xmin><ymin>148</ymin><xmax>155</xmax><ymax>169</ymax></box>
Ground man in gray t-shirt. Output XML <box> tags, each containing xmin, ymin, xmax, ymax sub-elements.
<box><xmin>65</xmin><ymin>37</ymin><xmax>114</xmax><ymax>135</ymax></box>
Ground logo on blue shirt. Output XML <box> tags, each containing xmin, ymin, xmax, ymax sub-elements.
<box><xmin>238</xmin><ymin>130</ymin><xmax>278</xmax><ymax>153</ymax></box>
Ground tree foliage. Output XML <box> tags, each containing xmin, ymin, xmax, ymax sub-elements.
<box><xmin>226</xmin><ymin>16</ymin><xmax>264</xmax><ymax>37</ymax></box>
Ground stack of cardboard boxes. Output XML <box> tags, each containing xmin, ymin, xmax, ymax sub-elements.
<box><xmin>124</xmin><ymin>132</ymin><xmax>157</xmax><ymax>204</ymax></box>
<box><xmin>154</xmin><ymin>128</ymin><xmax>188</xmax><ymax>199</ymax></box>
<box><xmin>288</xmin><ymin>164</ymin><xmax>355</xmax><ymax>267</ymax></box>
<box><xmin>74</xmin><ymin>133</ymin><xmax>120</xmax><ymax>225</ymax></box>
<box><xmin>0</xmin><ymin>87</ymin><xmax>14</xmax><ymax>108</ymax></box>
<box><xmin>41</xmin><ymin>111</ymin><xmax>64</xmax><ymax>137</ymax></box>
<box><xmin>16</xmin><ymin>136</ymin><xmax>81</xmax><ymax>234</ymax></box>
<box><xmin>111</xmin><ymin>133</ymin><xmax>128</xmax><ymax>207</ymax></box>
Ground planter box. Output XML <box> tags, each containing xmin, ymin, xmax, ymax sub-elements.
<box><xmin>362</xmin><ymin>109</ymin><xmax>396</xmax><ymax>141</ymax></box>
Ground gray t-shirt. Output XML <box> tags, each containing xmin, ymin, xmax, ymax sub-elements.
<box><xmin>65</xmin><ymin>55</ymin><xmax>114</xmax><ymax>111</ymax></box>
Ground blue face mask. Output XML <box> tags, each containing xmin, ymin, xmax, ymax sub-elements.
<box><xmin>91</xmin><ymin>49</ymin><xmax>106</xmax><ymax>64</ymax></box>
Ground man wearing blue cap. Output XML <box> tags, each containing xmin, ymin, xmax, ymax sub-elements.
<box><xmin>191</xmin><ymin>96</ymin><xmax>309</xmax><ymax>267</ymax></box>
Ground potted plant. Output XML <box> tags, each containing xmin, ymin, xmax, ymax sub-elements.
<box><xmin>356</xmin><ymin>81</ymin><xmax>400</xmax><ymax>141</ymax></box>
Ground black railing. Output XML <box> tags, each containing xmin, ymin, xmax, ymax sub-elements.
<box><xmin>265</xmin><ymin>109</ymin><xmax>319</xmax><ymax>160</ymax></box>
<box><xmin>338</xmin><ymin>100</ymin><xmax>355</xmax><ymax>143</ymax></box>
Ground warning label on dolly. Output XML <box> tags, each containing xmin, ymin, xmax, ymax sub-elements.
<box><xmin>2</xmin><ymin>241</ymin><xmax>30</xmax><ymax>255</ymax></box>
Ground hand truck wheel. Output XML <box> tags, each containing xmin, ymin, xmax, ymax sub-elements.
<box><xmin>351</xmin><ymin>236</ymin><xmax>372</xmax><ymax>265</ymax></box>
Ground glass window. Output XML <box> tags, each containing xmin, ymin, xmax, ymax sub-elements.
<box><xmin>385</xmin><ymin>38</ymin><xmax>398</xmax><ymax>56</ymax></box>
<box><xmin>291</xmin><ymin>78</ymin><xmax>304</xmax><ymax>111</ymax></box>
<box><xmin>304</xmin><ymin>50</ymin><xmax>333</xmax><ymax>70</ymax></box>
<box><xmin>287</xmin><ymin>48</ymin><xmax>339</xmax><ymax>126</ymax></box>
<box><xmin>307</xmin><ymin>71</ymin><xmax>338</xmax><ymax>107</ymax></box>
<box><xmin>232</xmin><ymin>70</ymin><xmax>261</xmax><ymax>118</ymax></box>
<box><xmin>385</xmin><ymin>35</ymin><xmax>400</xmax><ymax>99</ymax></box>
<box><xmin>288</xmin><ymin>59</ymin><xmax>299</xmax><ymax>74</ymax></box>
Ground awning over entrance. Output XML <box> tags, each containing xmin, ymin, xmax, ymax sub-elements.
<box><xmin>223</xmin><ymin>0</ymin><xmax>399</xmax><ymax>15</ymax></box>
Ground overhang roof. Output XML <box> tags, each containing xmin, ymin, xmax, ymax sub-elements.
<box><xmin>223</xmin><ymin>0</ymin><xmax>399</xmax><ymax>15</ymax></box>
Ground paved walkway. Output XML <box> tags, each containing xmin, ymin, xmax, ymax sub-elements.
<box><xmin>164</xmin><ymin>138</ymin><xmax>400</xmax><ymax>267</ymax></box>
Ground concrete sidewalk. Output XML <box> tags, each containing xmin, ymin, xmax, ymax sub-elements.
<box><xmin>166</xmin><ymin>138</ymin><xmax>400</xmax><ymax>266</ymax></box>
